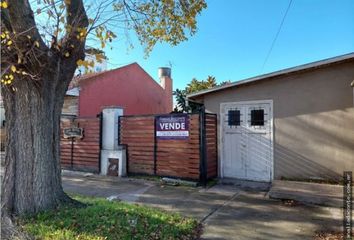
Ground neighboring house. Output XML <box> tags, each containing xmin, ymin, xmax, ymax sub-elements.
<box><xmin>63</xmin><ymin>63</ymin><xmax>173</xmax><ymax>117</ymax></box>
<box><xmin>187</xmin><ymin>53</ymin><xmax>354</xmax><ymax>182</ymax></box>
<box><xmin>77</xmin><ymin>49</ymin><xmax>108</xmax><ymax>74</ymax></box>
<box><xmin>62</xmin><ymin>87</ymin><xmax>79</xmax><ymax>116</ymax></box>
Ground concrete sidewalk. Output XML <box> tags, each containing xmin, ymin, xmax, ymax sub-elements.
<box><xmin>62</xmin><ymin>171</ymin><xmax>342</xmax><ymax>240</ymax></box>
<box><xmin>62</xmin><ymin>170</ymin><xmax>155</xmax><ymax>202</ymax></box>
<box><xmin>269</xmin><ymin>180</ymin><xmax>343</xmax><ymax>208</ymax></box>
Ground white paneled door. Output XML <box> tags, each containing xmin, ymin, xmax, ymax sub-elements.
<box><xmin>221</xmin><ymin>101</ymin><xmax>273</xmax><ymax>182</ymax></box>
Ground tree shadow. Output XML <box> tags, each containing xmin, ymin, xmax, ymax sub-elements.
<box><xmin>274</xmin><ymin>109</ymin><xmax>354</xmax><ymax>181</ymax></box>
<box><xmin>134</xmin><ymin>184</ymin><xmax>341</xmax><ymax>239</ymax></box>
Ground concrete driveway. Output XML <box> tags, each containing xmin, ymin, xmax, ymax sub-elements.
<box><xmin>62</xmin><ymin>172</ymin><xmax>342</xmax><ymax>240</ymax></box>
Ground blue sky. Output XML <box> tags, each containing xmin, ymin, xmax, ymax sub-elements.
<box><xmin>104</xmin><ymin>0</ymin><xmax>354</xmax><ymax>91</ymax></box>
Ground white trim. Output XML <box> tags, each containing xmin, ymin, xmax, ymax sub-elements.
<box><xmin>270</xmin><ymin>101</ymin><xmax>274</xmax><ymax>181</ymax></box>
<box><xmin>221</xmin><ymin>99</ymin><xmax>273</xmax><ymax>106</ymax></box>
<box><xmin>219</xmin><ymin>99</ymin><xmax>274</xmax><ymax>182</ymax></box>
<box><xmin>188</xmin><ymin>53</ymin><xmax>354</xmax><ymax>99</ymax></box>
<box><xmin>219</xmin><ymin>106</ymin><xmax>224</xmax><ymax>178</ymax></box>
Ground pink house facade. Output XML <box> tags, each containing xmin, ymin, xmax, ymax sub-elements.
<box><xmin>72</xmin><ymin>63</ymin><xmax>173</xmax><ymax>117</ymax></box>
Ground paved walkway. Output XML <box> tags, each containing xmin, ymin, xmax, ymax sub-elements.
<box><xmin>269</xmin><ymin>180</ymin><xmax>343</xmax><ymax>208</ymax></box>
<box><xmin>62</xmin><ymin>172</ymin><xmax>342</xmax><ymax>240</ymax></box>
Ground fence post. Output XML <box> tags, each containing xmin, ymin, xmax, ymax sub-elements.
<box><xmin>70</xmin><ymin>137</ymin><xmax>74</xmax><ymax>169</ymax></box>
<box><xmin>154</xmin><ymin>116</ymin><xmax>157</xmax><ymax>175</ymax></box>
<box><xmin>199</xmin><ymin>106</ymin><xmax>207</xmax><ymax>186</ymax></box>
<box><xmin>69</xmin><ymin>116</ymin><xmax>76</xmax><ymax>170</ymax></box>
<box><xmin>98</xmin><ymin>112</ymin><xmax>103</xmax><ymax>174</ymax></box>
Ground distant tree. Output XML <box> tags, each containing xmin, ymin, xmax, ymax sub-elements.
<box><xmin>219</xmin><ymin>80</ymin><xmax>232</xmax><ymax>86</ymax></box>
<box><xmin>173</xmin><ymin>88</ymin><xmax>188</xmax><ymax>112</ymax></box>
<box><xmin>186</xmin><ymin>75</ymin><xmax>217</xmax><ymax>94</ymax></box>
<box><xmin>173</xmin><ymin>76</ymin><xmax>230</xmax><ymax>112</ymax></box>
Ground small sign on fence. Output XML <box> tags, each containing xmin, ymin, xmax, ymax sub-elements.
<box><xmin>156</xmin><ymin>114</ymin><xmax>189</xmax><ymax>140</ymax></box>
<box><xmin>63</xmin><ymin>127</ymin><xmax>83</xmax><ymax>139</ymax></box>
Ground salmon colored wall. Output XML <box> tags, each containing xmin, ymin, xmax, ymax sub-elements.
<box><xmin>78</xmin><ymin>63</ymin><xmax>173</xmax><ymax>117</ymax></box>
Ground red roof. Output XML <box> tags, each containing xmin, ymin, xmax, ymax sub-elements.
<box><xmin>69</xmin><ymin>63</ymin><xmax>137</xmax><ymax>89</ymax></box>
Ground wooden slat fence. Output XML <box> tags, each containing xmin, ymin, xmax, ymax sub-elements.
<box><xmin>156</xmin><ymin>115</ymin><xmax>200</xmax><ymax>179</ymax></box>
<box><xmin>119</xmin><ymin>116</ymin><xmax>155</xmax><ymax>174</ymax></box>
<box><xmin>60</xmin><ymin>117</ymin><xmax>101</xmax><ymax>173</ymax></box>
<box><xmin>205</xmin><ymin>113</ymin><xmax>218</xmax><ymax>179</ymax></box>
<box><xmin>119</xmin><ymin>112</ymin><xmax>217</xmax><ymax>183</ymax></box>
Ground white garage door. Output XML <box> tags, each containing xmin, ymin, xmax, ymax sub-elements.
<box><xmin>221</xmin><ymin>100</ymin><xmax>273</xmax><ymax>182</ymax></box>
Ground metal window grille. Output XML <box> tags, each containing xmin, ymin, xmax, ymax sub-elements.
<box><xmin>250</xmin><ymin>109</ymin><xmax>264</xmax><ymax>126</ymax></box>
<box><xmin>228</xmin><ymin>110</ymin><xmax>241</xmax><ymax>126</ymax></box>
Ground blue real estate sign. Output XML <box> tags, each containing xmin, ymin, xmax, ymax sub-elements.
<box><xmin>156</xmin><ymin>114</ymin><xmax>189</xmax><ymax>140</ymax></box>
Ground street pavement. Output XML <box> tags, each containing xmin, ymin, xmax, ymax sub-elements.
<box><xmin>62</xmin><ymin>171</ymin><xmax>342</xmax><ymax>240</ymax></box>
<box><xmin>269</xmin><ymin>180</ymin><xmax>343</xmax><ymax>207</ymax></box>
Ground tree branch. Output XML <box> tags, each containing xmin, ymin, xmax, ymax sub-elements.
<box><xmin>7</xmin><ymin>0</ymin><xmax>48</xmax><ymax>51</ymax></box>
<box><xmin>61</xmin><ymin>0</ymin><xmax>88</xmax><ymax>58</ymax></box>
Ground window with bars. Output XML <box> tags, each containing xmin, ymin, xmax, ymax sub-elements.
<box><xmin>250</xmin><ymin>109</ymin><xmax>264</xmax><ymax>126</ymax></box>
<box><xmin>228</xmin><ymin>110</ymin><xmax>241</xmax><ymax>126</ymax></box>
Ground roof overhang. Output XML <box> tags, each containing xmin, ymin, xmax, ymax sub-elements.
<box><xmin>187</xmin><ymin>52</ymin><xmax>354</xmax><ymax>99</ymax></box>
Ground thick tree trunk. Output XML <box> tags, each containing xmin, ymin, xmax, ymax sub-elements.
<box><xmin>2</xmin><ymin>71</ymin><xmax>72</xmax><ymax>215</ymax></box>
<box><xmin>1</xmin><ymin>212</ymin><xmax>32</xmax><ymax>240</ymax></box>
<box><xmin>1</xmin><ymin>0</ymin><xmax>88</xmax><ymax>216</ymax></box>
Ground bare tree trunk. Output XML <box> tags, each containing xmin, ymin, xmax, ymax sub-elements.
<box><xmin>0</xmin><ymin>56</ymin><xmax>86</xmax><ymax>240</ymax></box>
<box><xmin>1</xmin><ymin>0</ymin><xmax>88</xmax><ymax>216</ymax></box>
<box><xmin>1</xmin><ymin>212</ymin><xmax>33</xmax><ymax>240</ymax></box>
<box><xmin>1</xmin><ymin>72</ymin><xmax>73</xmax><ymax>215</ymax></box>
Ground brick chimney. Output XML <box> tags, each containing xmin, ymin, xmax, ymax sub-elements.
<box><xmin>158</xmin><ymin>67</ymin><xmax>173</xmax><ymax>112</ymax></box>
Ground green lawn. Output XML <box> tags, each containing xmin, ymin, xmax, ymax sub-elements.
<box><xmin>20</xmin><ymin>195</ymin><xmax>201</xmax><ymax>240</ymax></box>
